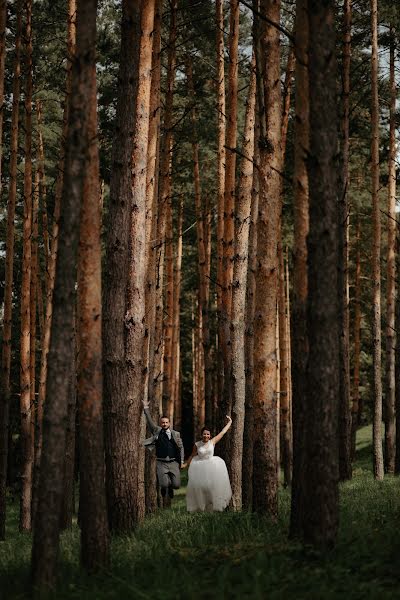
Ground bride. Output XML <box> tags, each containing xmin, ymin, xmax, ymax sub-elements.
<box><xmin>183</xmin><ymin>416</ymin><xmax>232</xmax><ymax>512</ymax></box>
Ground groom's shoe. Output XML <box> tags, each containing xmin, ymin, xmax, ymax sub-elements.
<box><xmin>168</xmin><ymin>486</ymin><xmax>174</xmax><ymax>499</ymax></box>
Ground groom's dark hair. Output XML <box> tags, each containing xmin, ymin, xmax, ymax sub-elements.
<box><xmin>160</xmin><ymin>415</ymin><xmax>170</xmax><ymax>420</ymax></box>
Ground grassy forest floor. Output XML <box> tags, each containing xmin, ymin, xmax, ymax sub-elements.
<box><xmin>1</xmin><ymin>426</ymin><xmax>400</xmax><ymax>599</ymax></box>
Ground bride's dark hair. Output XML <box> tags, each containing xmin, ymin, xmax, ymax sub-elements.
<box><xmin>201</xmin><ymin>426</ymin><xmax>211</xmax><ymax>434</ymax></box>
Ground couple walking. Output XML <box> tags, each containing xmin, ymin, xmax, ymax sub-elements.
<box><xmin>142</xmin><ymin>400</ymin><xmax>232</xmax><ymax>512</ymax></box>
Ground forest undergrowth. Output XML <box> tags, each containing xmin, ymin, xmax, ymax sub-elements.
<box><xmin>1</xmin><ymin>426</ymin><xmax>399</xmax><ymax>600</ymax></box>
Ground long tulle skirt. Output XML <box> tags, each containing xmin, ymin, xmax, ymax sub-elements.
<box><xmin>186</xmin><ymin>456</ymin><xmax>232</xmax><ymax>512</ymax></box>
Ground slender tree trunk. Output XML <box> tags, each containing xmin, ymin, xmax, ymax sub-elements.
<box><xmin>302</xmin><ymin>0</ymin><xmax>339</xmax><ymax>549</ymax></box>
<box><xmin>144</xmin><ymin>0</ymin><xmax>162</xmax><ymax>515</ymax></box>
<box><xmin>230</xmin><ymin>57</ymin><xmax>256</xmax><ymax>510</ymax></box>
<box><xmin>289</xmin><ymin>0</ymin><xmax>309</xmax><ymax>539</ymax></box>
<box><xmin>252</xmin><ymin>0</ymin><xmax>281</xmax><ymax>517</ymax></box>
<box><xmin>32</xmin><ymin>0</ymin><xmax>76</xmax><ymax>522</ymax></box>
<box><xmin>338</xmin><ymin>0</ymin><xmax>352</xmax><ymax>482</ymax></box>
<box><xmin>0</xmin><ymin>0</ymin><xmax>6</xmax><ymax>199</ymax></box>
<box><xmin>102</xmin><ymin>0</ymin><xmax>141</xmax><ymax>532</ymax></box>
<box><xmin>77</xmin><ymin>5</ymin><xmax>110</xmax><ymax>568</ymax></box>
<box><xmin>20</xmin><ymin>0</ymin><xmax>33</xmax><ymax>532</ymax></box>
<box><xmin>0</xmin><ymin>0</ymin><xmax>22</xmax><ymax>540</ymax></box>
<box><xmin>36</xmin><ymin>100</ymin><xmax>50</xmax><ymax>273</ymax></box>
<box><xmin>384</xmin><ymin>23</ymin><xmax>396</xmax><ymax>475</ymax></box>
<box><xmin>396</xmin><ymin>222</ymin><xmax>400</xmax><ymax>474</ymax></box>
<box><xmin>31</xmin><ymin>0</ymin><xmax>97</xmax><ymax>588</ymax></box>
<box><xmin>216</xmin><ymin>0</ymin><xmax>226</xmax><ymax>430</ymax></box>
<box><xmin>370</xmin><ymin>0</ymin><xmax>384</xmax><ymax>481</ymax></box>
<box><xmin>59</xmin><ymin>337</ymin><xmax>76</xmax><ymax>531</ymax></box>
<box><xmin>171</xmin><ymin>198</ymin><xmax>183</xmax><ymax>423</ymax></box>
<box><xmin>350</xmin><ymin>216</ymin><xmax>361</xmax><ymax>460</ymax></box>
<box><xmin>279</xmin><ymin>45</ymin><xmax>295</xmax><ymax>488</ymax></box>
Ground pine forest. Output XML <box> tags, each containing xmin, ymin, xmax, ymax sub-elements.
<box><xmin>0</xmin><ymin>0</ymin><xmax>399</xmax><ymax>598</ymax></box>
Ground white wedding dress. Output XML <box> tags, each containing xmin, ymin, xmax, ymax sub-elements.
<box><xmin>186</xmin><ymin>441</ymin><xmax>232</xmax><ymax>512</ymax></box>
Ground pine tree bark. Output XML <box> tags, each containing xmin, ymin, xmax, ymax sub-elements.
<box><xmin>20</xmin><ymin>0</ymin><xmax>33</xmax><ymax>532</ymax></box>
<box><xmin>338</xmin><ymin>0</ymin><xmax>352</xmax><ymax>482</ymax></box>
<box><xmin>0</xmin><ymin>0</ymin><xmax>6</xmax><ymax>198</ymax></box>
<box><xmin>384</xmin><ymin>23</ymin><xmax>396</xmax><ymax>475</ymax></box>
<box><xmin>102</xmin><ymin>0</ymin><xmax>141</xmax><ymax>532</ymax></box>
<box><xmin>32</xmin><ymin>0</ymin><xmax>76</xmax><ymax>522</ymax></box>
<box><xmin>350</xmin><ymin>216</ymin><xmax>361</xmax><ymax>460</ymax></box>
<box><xmin>370</xmin><ymin>0</ymin><xmax>384</xmax><ymax>481</ymax></box>
<box><xmin>77</xmin><ymin>4</ymin><xmax>110</xmax><ymax>567</ymax></box>
<box><xmin>289</xmin><ymin>0</ymin><xmax>309</xmax><ymax>539</ymax></box>
<box><xmin>302</xmin><ymin>0</ymin><xmax>339</xmax><ymax>549</ymax></box>
<box><xmin>230</xmin><ymin>57</ymin><xmax>256</xmax><ymax>510</ymax></box>
<box><xmin>0</xmin><ymin>0</ymin><xmax>22</xmax><ymax>540</ymax></box>
<box><xmin>31</xmin><ymin>0</ymin><xmax>98</xmax><ymax>588</ymax></box>
<box><xmin>252</xmin><ymin>0</ymin><xmax>281</xmax><ymax>517</ymax></box>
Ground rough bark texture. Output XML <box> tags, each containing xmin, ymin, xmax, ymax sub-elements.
<box><xmin>0</xmin><ymin>0</ymin><xmax>6</xmax><ymax>199</ymax></box>
<box><xmin>33</xmin><ymin>0</ymin><xmax>76</xmax><ymax>522</ymax></box>
<box><xmin>0</xmin><ymin>0</ymin><xmax>22</xmax><ymax>540</ymax></box>
<box><xmin>384</xmin><ymin>24</ymin><xmax>396</xmax><ymax>475</ymax></box>
<box><xmin>102</xmin><ymin>0</ymin><xmax>141</xmax><ymax>532</ymax></box>
<box><xmin>31</xmin><ymin>0</ymin><xmax>97</xmax><ymax>589</ymax></box>
<box><xmin>289</xmin><ymin>0</ymin><xmax>309</xmax><ymax>539</ymax></box>
<box><xmin>252</xmin><ymin>0</ymin><xmax>281</xmax><ymax>517</ymax></box>
<box><xmin>77</xmin><ymin>10</ymin><xmax>110</xmax><ymax>568</ymax></box>
<box><xmin>219</xmin><ymin>0</ymin><xmax>239</xmax><ymax>462</ymax></box>
<box><xmin>350</xmin><ymin>216</ymin><xmax>361</xmax><ymax>460</ymax></box>
<box><xmin>230</xmin><ymin>58</ymin><xmax>255</xmax><ymax>510</ymax></box>
<box><xmin>302</xmin><ymin>0</ymin><xmax>339</xmax><ymax>549</ymax></box>
<box><xmin>337</xmin><ymin>0</ymin><xmax>352</xmax><ymax>482</ymax></box>
<box><xmin>19</xmin><ymin>0</ymin><xmax>33</xmax><ymax>532</ymax></box>
<box><xmin>370</xmin><ymin>0</ymin><xmax>384</xmax><ymax>481</ymax></box>
<box><xmin>125</xmin><ymin>0</ymin><xmax>156</xmax><ymax>522</ymax></box>
<box><xmin>144</xmin><ymin>0</ymin><xmax>161</xmax><ymax>514</ymax></box>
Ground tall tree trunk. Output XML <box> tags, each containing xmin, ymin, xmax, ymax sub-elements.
<box><xmin>370</xmin><ymin>0</ymin><xmax>384</xmax><ymax>481</ymax></box>
<box><xmin>31</xmin><ymin>0</ymin><xmax>97</xmax><ymax>588</ymax></box>
<box><xmin>0</xmin><ymin>0</ymin><xmax>6</xmax><ymax>199</ymax></box>
<box><xmin>144</xmin><ymin>0</ymin><xmax>162</xmax><ymax>515</ymax></box>
<box><xmin>77</xmin><ymin>4</ymin><xmax>110</xmax><ymax>568</ymax></box>
<box><xmin>230</xmin><ymin>56</ymin><xmax>256</xmax><ymax>510</ymax></box>
<box><xmin>396</xmin><ymin>221</ymin><xmax>400</xmax><ymax>474</ymax></box>
<box><xmin>252</xmin><ymin>0</ymin><xmax>281</xmax><ymax>517</ymax></box>
<box><xmin>20</xmin><ymin>0</ymin><xmax>33</xmax><ymax>532</ymax></box>
<box><xmin>338</xmin><ymin>0</ymin><xmax>352</xmax><ymax>482</ymax></box>
<box><xmin>302</xmin><ymin>0</ymin><xmax>339</xmax><ymax>549</ymax></box>
<box><xmin>171</xmin><ymin>198</ymin><xmax>183</xmax><ymax>425</ymax></box>
<box><xmin>350</xmin><ymin>216</ymin><xmax>361</xmax><ymax>460</ymax></box>
<box><xmin>102</xmin><ymin>0</ymin><xmax>141</xmax><ymax>532</ymax></box>
<box><xmin>32</xmin><ymin>0</ymin><xmax>76</xmax><ymax>522</ymax></box>
<box><xmin>36</xmin><ymin>100</ymin><xmax>50</xmax><ymax>273</ymax></box>
<box><xmin>216</xmin><ymin>0</ymin><xmax>226</xmax><ymax>431</ymax></box>
<box><xmin>155</xmin><ymin>0</ymin><xmax>177</xmax><ymax>417</ymax></box>
<box><xmin>0</xmin><ymin>0</ymin><xmax>22</xmax><ymax>540</ymax></box>
<box><xmin>289</xmin><ymin>0</ymin><xmax>309</xmax><ymax>539</ymax></box>
<box><xmin>279</xmin><ymin>45</ymin><xmax>295</xmax><ymax>488</ymax></box>
<box><xmin>219</xmin><ymin>0</ymin><xmax>239</xmax><ymax>463</ymax></box>
<box><xmin>59</xmin><ymin>337</ymin><xmax>76</xmax><ymax>531</ymax></box>
<box><xmin>125</xmin><ymin>0</ymin><xmax>156</xmax><ymax>522</ymax></box>
<box><xmin>384</xmin><ymin>23</ymin><xmax>396</xmax><ymax>475</ymax></box>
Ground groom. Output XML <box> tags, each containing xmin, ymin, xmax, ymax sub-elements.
<box><xmin>142</xmin><ymin>400</ymin><xmax>184</xmax><ymax>501</ymax></box>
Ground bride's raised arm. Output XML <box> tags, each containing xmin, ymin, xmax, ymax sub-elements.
<box><xmin>211</xmin><ymin>415</ymin><xmax>232</xmax><ymax>445</ymax></box>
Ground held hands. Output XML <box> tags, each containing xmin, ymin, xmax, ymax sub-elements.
<box><xmin>142</xmin><ymin>399</ymin><xmax>150</xmax><ymax>410</ymax></box>
<box><xmin>225</xmin><ymin>415</ymin><xmax>232</xmax><ymax>428</ymax></box>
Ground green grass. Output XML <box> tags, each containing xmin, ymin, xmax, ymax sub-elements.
<box><xmin>1</xmin><ymin>426</ymin><xmax>400</xmax><ymax>599</ymax></box>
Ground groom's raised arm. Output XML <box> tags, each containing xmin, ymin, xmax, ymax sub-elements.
<box><xmin>142</xmin><ymin>400</ymin><xmax>158</xmax><ymax>433</ymax></box>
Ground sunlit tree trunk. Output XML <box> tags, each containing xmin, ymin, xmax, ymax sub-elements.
<box><xmin>77</xmin><ymin>5</ymin><xmax>110</xmax><ymax>568</ymax></box>
<box><xmin>230</xmin><ymin>56</ymin><xmax>255</xmax><ymax>510</ymax></box>
<box><xmin>0</xmin><ymin>0</ymin><xmax>22</xmax><ymax>540</ymax></box>
<box><xmin>384</xmin><ymin>23</ymin><xmax>396</xmax><ymax>475</ymax></box>
<box><xmin>370</xmin><ymin>0</ymin><xmax>384</xmax><ymax>481</ymax></box>
<box><xmin>0</xmin><ymin>0</ymin><xmax>6</xmax><ymax>197</ymax></box>
<box><xmin>302</xmin><ymin>0</ymin><xmax>339</xmax><ymax>549</ymax></box>
<box><xmin>338</xmin><ymin>0</ymin><xmax>352</xmax><ymax>482</ymax></box>
<box><xmin>19</xmin><ymin>0</ymin><xmax>33</xmax><ymax>532</ymax></box>
<box><xmin>252</xmin><ymin>0</ymin><xmax>281</xmax><ymax>517</ymax></box>
<box><xmin>289</xmin><ymin>0</ymin><xmax>309</xmax><ymax>538</ymax></box>
<box><xmin>102</xmin><ymin>0</ymin><xmax>140</xmax><ymax>532</ymax></box>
